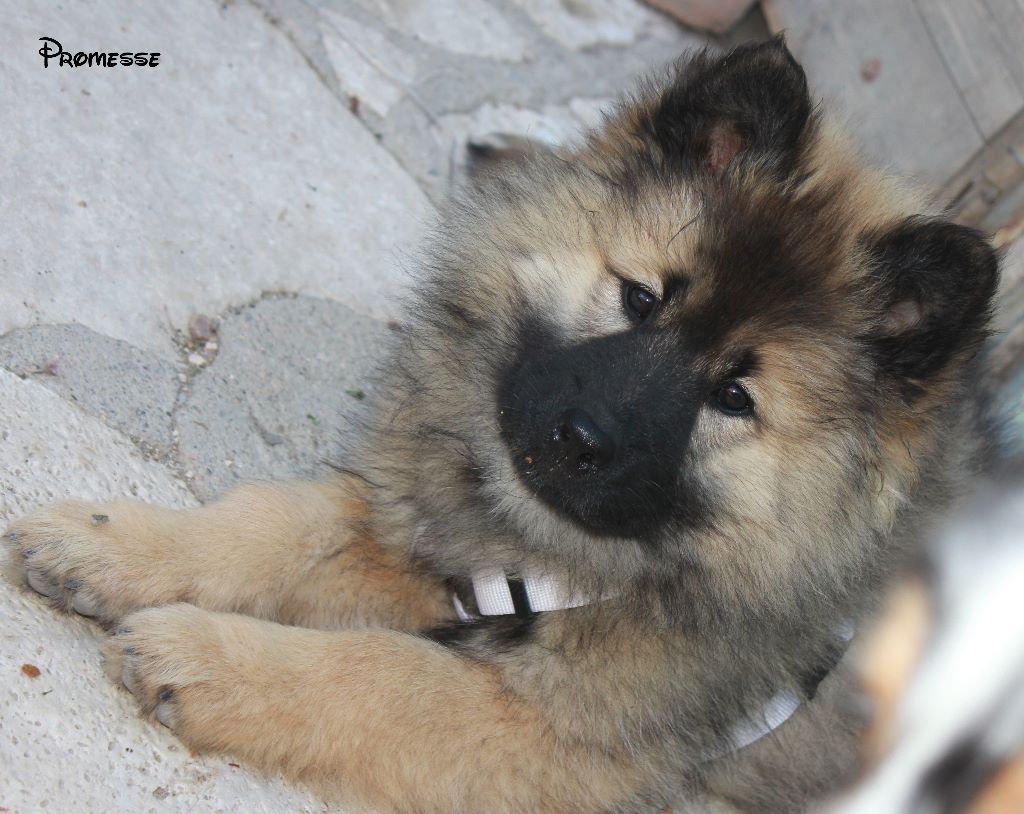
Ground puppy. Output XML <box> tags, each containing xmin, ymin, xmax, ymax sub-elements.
<box><xmin>5</xmin><ymin>38</ymin><xmax>999</xmax><ymax>813</ymax></box>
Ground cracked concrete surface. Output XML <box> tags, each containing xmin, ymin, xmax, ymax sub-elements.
<box><xmin>176</xmin><ymin>294</ymin><xmax>390</xmax><ymax>501</ymax></box>
<box><xmin>1</xmin><ymin>0</ymin><xmax>433</xmax><ymax>361</ymax></box>
<box><xmin>0</xmin><ymin>0</ymin><xmax>707</xmax><ymax>810</ymax></box>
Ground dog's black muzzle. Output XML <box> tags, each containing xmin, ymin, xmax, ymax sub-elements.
<box><xmin>497</xmin><ymin>328</ymin><xmax>701</xmax><ymax>538</ymax></box>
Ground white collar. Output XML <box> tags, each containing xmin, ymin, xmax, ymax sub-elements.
<box><xmin>453</xmin><ymin>569</ymin><xmax>853</xmax><ymax>757</ymax></box>
<box><xmin>455</xmin><ymin>568</ymin><xmax>593</xmax><ymax>620</ymax></box>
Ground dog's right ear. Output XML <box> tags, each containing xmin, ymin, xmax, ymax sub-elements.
<box><xmin>864</xmin><ymin>218</ymin><xmax>999</xmax><ymax>389</ymax></box>
<box><xmin>635</xmin><ymin>37</ymin><xmax>813</xmax><ymax>177</ymax></box>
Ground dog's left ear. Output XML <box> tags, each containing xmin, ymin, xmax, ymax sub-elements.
<box><xmin>643</xmin><ymin>36</ymin><xmax>813</xmax><ymax>176</ymax></box>
<box><xmin>866</xmin><ymin>218</ymin><xmax>999</xmax><ymax>386</ymax></box>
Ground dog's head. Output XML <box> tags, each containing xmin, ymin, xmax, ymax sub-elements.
<box><xmin>405</xmin><ymin>39</ymin><xmax>997</xmax><ymax>608</ymax></box>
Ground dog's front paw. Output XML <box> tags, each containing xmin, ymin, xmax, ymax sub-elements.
<box><xmin>3</xmin><ymin>500</ymin><xmax>183</xmax><ymax>624</ymax></box>
<box><xmin>5</xmin><ymin>501</ymin><xmax>131</xmax><ymax>622</ymax></box>
<box><xmin>105</xmin><ymin>604</ymin><xmax>219</xmax><ymax>737</ymax></box>
<box><xmin>104</xmin><ymin>604</ymin><xmax>278</xmax><ymax>751</ymax></box>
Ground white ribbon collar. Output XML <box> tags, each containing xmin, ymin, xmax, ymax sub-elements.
<box><xmin>455</xmin><ymin>568</ymin><xmax>591</xmax><ymax>620</ymax></box>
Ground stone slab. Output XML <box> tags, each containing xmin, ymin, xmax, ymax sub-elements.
<box><xmin>175</xmin><ymin>295</ymin><xmax>391</xmax><ymax>501</ymax></box>
<box><xmin>0</xmin><ymin>0</ymin><xmax>433</xmax><ymax>361</ymax></box>
<box><xmin>763</xmin><ymin>0</ymin><xmax>984</xmax><ymax>188</ymax></box>
<box><xmin>512</xmin><ymin>0</ymin><xmax>684</xmax><ymax>49</ymax></box>
<box><xmin>916</xmin><ymin>0</ymin><xmax>1024</xmax><ymax>139</ymax></box>
<box><xmin>0</xmin><ymin>370</ymin><xmax>194</xmax><ymax>522</ymax></box>
<box><xmin>0</xmin><ymin>324</ymin><xmax>181</xmax><ymax>458</ymax></box>
<box><xmin>250</xmin><ymin>0</ymin><xmax>705</xmax><ymax>204</ymax></box>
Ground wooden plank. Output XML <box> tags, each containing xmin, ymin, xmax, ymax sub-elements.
<box><xmin>916</xmin><ymin>0</ymin><xmax>1024</xmax><ymax>139</ymax></box>
<box><xmin>984</xmin><ymin>0</ymin><xmax>1024</xmax><ymax>94</ymax></box>
<box><xmin>763</xmin><ymin>0</ymin><xmax>983</xmax><ymax>189</ymax></box>
<box><xmin>988</xmin><ymin>238</ymin><xmax>1024</xmax><ymax>409</ymax></box>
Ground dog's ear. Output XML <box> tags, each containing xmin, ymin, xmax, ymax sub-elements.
<box><xmin>866</xmin><ymin>218</ymin><xmax>999</xmax><ymax>387</ymax></box>
<box><xmin>642</xmin><ymin>36</ymin><xmax>813</xmax><ymax>176</ymax></box>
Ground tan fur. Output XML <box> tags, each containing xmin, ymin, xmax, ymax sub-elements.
<box><xmin>967</xmin><ymin>757</ymin><xmax>1024</xmax><ymax>814</ymax></box>
<box><xmin>6</xmin><ymin>478</ymin><xmax>451</xmax><ymax>632</ymax></box>
<box><xmin>104</xmin><ymin>603</ymin><xmax>641</xmax><ymax>813</ymax></box>
<box><xmin>856</xmin><ymin>579</ymin><xmax>931</xmax><ymax>767</ymax></box>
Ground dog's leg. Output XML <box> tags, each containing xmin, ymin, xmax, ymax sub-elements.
<box><xmin>3</xmin><ymin>477</ymin><xmax>451</xmax><ymax>630</ymax></box>
<box><xmin>106</xmin><ymin>603</ymin><xmax>639</xmax><ymax>813</ymax></box>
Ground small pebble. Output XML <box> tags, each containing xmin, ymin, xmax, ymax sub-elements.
<box><xmin>187</xmin><ymin>314</ymin><xmax>215</xmax><ymax>342</ymax></box>
<box><xmin>91</xmin><ymin>514</ymin><xmax>110</xmax><ymax>525</ymax></box>
<box><xmin>187</xmin><ymin>353</ymin><xmax>206</xmax><ymax>367</ymax></box>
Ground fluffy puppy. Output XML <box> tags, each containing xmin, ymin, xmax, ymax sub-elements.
<box><xmin>5</xmin><ymin>38</ymin><xmax>999</xmax><ymax>813</ymax></box>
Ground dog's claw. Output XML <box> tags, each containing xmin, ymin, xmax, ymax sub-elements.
<box><xmin>26</xmin><ymin>569</ymin><xmax>61</xmax><ymax>598</ymax></box>
<box><xmin>71</xmin><ymin>592</ymin><xmax>99</xmax><ymax>617</ymax></box>
<box><xmin>155</xmin><ymin>701</ymin><xmax>175</xmax><ymax>729</ymax></box>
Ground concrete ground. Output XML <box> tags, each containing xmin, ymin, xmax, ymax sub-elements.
<box><xmin>1</xmin><ymin>1</ymin><xmax>705</xmax><ymax>811</ymax></box>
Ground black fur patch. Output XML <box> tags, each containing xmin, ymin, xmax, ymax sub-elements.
<box><xmin>683</xmin><ymin>179</ymin><xmax>848</xmax><ymax>352</ymax></box>
<box><xmin>424</xmin><ymin>615</ymin><xmax>537</xmax><ymax>653</ymax></box>
<box><xmin>497</xmin><ymin>322</ymin><xmax>703</xmax><ymax>538</ymax></box>
<box><xmin>422</xmin><ymin>621</ymin><xmax>476</xmax><ymax>648</ymax></box>
<box><xmin>920</xmin><ymin>735</ymin><xmax>1000</xmax><ymax>814</ymax></box>
<box><xmin>641</xmin><ymin>36</ymin><xmax>812</xmax><ymax>178</ymax></box>
<box><xmin>866</xmin><ymin>217</ymin><xmax>999</xmax><ymax>386</ymax></box>
<box><xmin>798</xmin><ymin>636</ymin><xmax>850</xmax><ymax>700</ymax></box>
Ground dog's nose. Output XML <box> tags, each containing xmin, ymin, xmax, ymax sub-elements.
<box><xmin>553</xmin><ymin>408</ymin><xmax>616</xmax><ymax>472</ymax></box>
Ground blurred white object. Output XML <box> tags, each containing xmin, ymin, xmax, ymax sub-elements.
<box><xmin>834</xmin><ymin>481</ymin><xmax>1024</xmax><ymax>814</ymax></box>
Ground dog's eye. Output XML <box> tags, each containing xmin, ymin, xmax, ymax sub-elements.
<box><xmin>715</xmin><ymin>382</ymin><xmax>751</xmax><ymax>415</ymax></box>
<box><xmin>624</xmin><ymin>284</ymin><xmax>659</xmax><ymax>322</ymax></box>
